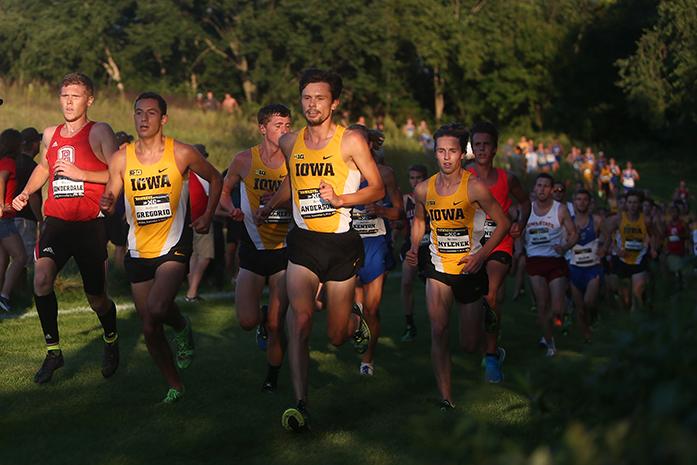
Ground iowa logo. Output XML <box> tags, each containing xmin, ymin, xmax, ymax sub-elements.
<box><xmin>130</xmin><ymin>174</ymin><xmax>172</xmax><ymax>191</ymax></box>
<box><xmin>295</xmin><ymin>163</ymin><xmax>335</xmax><ymax>177</ymax></box>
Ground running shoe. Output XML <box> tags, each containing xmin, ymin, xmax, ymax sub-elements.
<box><xmin>261</xmin><ymin>377</ymin><xmax>276</xmax><ymax>393</ymax></box>
<box><xmin>162</xmin><ymin>387</ymin><xmax>184</xmax><ymax>404</ymax></box>
<box><xmin>400</xmin><ymin>324</ymin><xmax>417</xmax><ymax>342</ymax></box>
<box><xmin>359</xmin><ymin>362</ymin><xmax>374</xmax><ymax>376</ymax></box>
<box><xmin>480</xmin><ymin>346</ymin><xmax>507</xmax><ymax>368</ymax></box>
<box><xmin>537</xmin><ymin>336</ymin><xmax>548</xmax><ymax>349</ymax></box>
<box><xmin>351</xmin><ymin>304</ymin><xmax>371</xmax><ymax>354</ymax></box>
<box><xmin>184</xmin><ymin>295</ymin><xmax>204</xmax><ymax>303</ymax></box>
<box><xmin>101</xmin><ymin>339</ymin><xmax>119</xmax><ymax>378</ymax></box>
<box><xmin>439</xmin><ymin>399</ymin><xmax>456</xmax><ymax>412</ymax></box>
<box><xmin>34</xmin><ymin>350</ymin><xmax>64</xmax><ymax>384</ymax></box>
<box><xmin>256</xmin><ymin>304</ymin><xmax>268</xmax><ymax>351</ymax></box>
<box><xmin>545</xmin><ymin>339</ymin><xmax>557</xmax><ymax>357</ymax></box>
<box><xmin>484</xmin><ymin>354</ymin><xmax>503</xmax><ymax>384</ymax></box>
<box><xmin>282</xmin><ymin>401</ymin><xmax>310</xmax><ymax>432</ymax></box>
<box><xmin>173</xmin><ymin>315</ymin><xmax>195</xmax><ymax>369</ymax></box>
<box><xmin>0</xmin><ymin>296</ymin><xmax>12</xmax><ymax>312</ymax></box>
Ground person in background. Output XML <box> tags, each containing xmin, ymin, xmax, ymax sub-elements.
<box><xmin>402</xmin><ymin>117</ymin><xmax>416</xmax><ymax>139</ymax></box>
<box><xmin>14</xmin><ymin>128</ymin><xmax>43</xmax><ymax>268</ymax></box>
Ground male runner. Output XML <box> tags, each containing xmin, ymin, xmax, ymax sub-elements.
<box><xmin>349</xmin><ymin>125</ymin><xmax>403</xmax><ymax>376</ymax></box>
<box><xmin>13</xmin><ymin>73</ymin><xmax>120</xmax><ymax>384</ymax></box>
<box><xmin>219</xmin><ymin>103</ymin><xmax>293</xmax><ymax>392</ymax></box>
<box><xmin>604</xmin><ymin>190</ymin><xmax>654</xmax><ymax>311</ymax></box>
<box><xmin>467</xmin><ymin>122</ymin><xmax>530</xmax><ymax>383</ymax></box>
<box><xmin>407</xmin><ymin>123</ymin><xmax>510</xmax><ymax>409</ymax></box>
<box><xmin>256</xmin><ymin>69</ymin><xmax>383</xmax><ymax>430</ymax></box>
<box><xmin>524</xmin><ymin>173</ymin><xmax>577</xmax><ymax>357</ymax></box>
<box><xmin>100</xmin><ymin>92</ymin><xmax>222</xmax><ymax>402</ymax></box>
<box><xmin>399</xmin><ymin>164</ymin><xmax>429</xmax><ymax>342</ymax></box>
<box><xmin>567</xmin><ymin>189</ymin><xmax>606</xmax><ymax>342</ymax></box>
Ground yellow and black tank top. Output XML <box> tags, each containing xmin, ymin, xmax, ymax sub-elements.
<box><xmin>289</xmin><ymin>126</ymin><xmax>360</xmax><ymax>233</ymax></box>
<box><xmin>426</xmin><ymin>171</ymin><xmax>485</xmax><ymax>274</ymax></box>
<box><xmin>124</xmin><ymin>137</ymin><xmax>189</xmax><ymax>259</ymax></box>
<box><xmin>619</xmin><ymin>212</ymin><xmax>648</xmax><ymax>265</ymax></box>
<box><xmin>240</xmin><ymin>145</ymin><xmax>290</xmax><ymax>250</ymax></box>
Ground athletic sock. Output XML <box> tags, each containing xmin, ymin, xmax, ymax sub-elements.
<box><xmin>405</xmin><ymin>314</ymin><xmax>414</xmax><ymax>327</ymax></box>
<box><xmin>97</xmin><ymin>302</ymin><xmax>118</xmax><ymax>343</ymax></box>
<box><xmin>35</xmin><ymin>292</ymin><xmax>59</xmax><ymax>347</ymax></box>
<box><xmin>266</xmin><ymin>364</ymin><xmax>281</xmax><ymax>385</ymax></box>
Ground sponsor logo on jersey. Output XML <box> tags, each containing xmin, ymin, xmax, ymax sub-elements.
<box><xmin>428</xmin><ymin>207</ymin><xmax>465</xmax><ymax>222</ymax></box>
<box><xmin>130</xmin><ymin>174</ymin><xmax>172</xmax><ymax>191</ymax></box>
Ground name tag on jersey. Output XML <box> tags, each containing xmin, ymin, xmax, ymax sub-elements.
<box><xmin>134</xmin><ymin>194</ymin><xmax>172</xmax><ymax>225</ymax></box>
<box><xmin>298</xmin><ymin>188</ymin><xmax>335</xmax><ymax>219</ymax></box>
<box><xmin>480</xmin><ymin>219</ymin><xmax>497</xmax><ymax>245</ymax></box>
<box><xmin>528</xmin><ymin>227</ymin><xmax>550</xmax><ymax>244</ymax></box>
<box><xmin>53</xmin><ymin>176</ymin><xmax>85</xmax><ymax>198</ymax></box>
<box><xmin>260</xmin><ymin>203</ymin><xmax>291</xmax><ymax>224</ymax></box>
<box><xmin>573</xmin><ymin>246</ymin><xmax>596</xmax><ymax>266</ymax></box>
<box><xmin>352</xmin><ymin>211</ymin><xmax>386</xmax><ymax>237</ymax></box>
<box><xmin>436</xmin><ymin>227</ymin><xmax>470</xmax><ymax>254</ymax></box>
<box><xmin>624</xmin><ymin>240</ymin><xmax>644</xmax><ymax>251</ymax></box>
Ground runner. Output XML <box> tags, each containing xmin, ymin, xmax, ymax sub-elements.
<box><xmin>12</xmin><ymin>73</ymin><xmax>120</xmax><ymax>384</ymax></box>
<box><xmin>399</xmin><ymin>164</ymin><xmax>429</xmax><ymax>342</ymax></box>
<box><xmin>524</xmin><ymin>173</ymin><xmax>578</xmax><ymax>357</ymax></box>
<box><xmin>100</xmin><ymin>92</ymin><xmax>222</xmax><ymax>402</ymax></box>
<box><xmin>14</xmin><ymin>127</ymin><xmax>43</xmax><ymax>268</ymax></box>
<box><xmin>604</xmin><ymin>189</ymin><xmax>654</xmax><ymax>312</ymax></box>
<box><xmin>467</xmin><ymin>121</ymin><xmax>530</xmax><ymax>383</ymax></box>
<box><xmin>219</xmin><ymin>103</ymin><xmax>293</xmax><ymax>392</ymax></box>
<box><xmin>256</xmin><ymin>69</ymin><xmax>383</xmax><ymax>431</ymax></box>
<box><xmin>664</xmin><ymin>204</ymin><xmax>689</xmax><ymax>291</ymax></box>
<box><xmin>349</xmin><ymin>125</ymin><xmax>403</xmax><ymax>376</ymax></box>
<box><xmin>621</xmin><ymin>161</ymin><xmax>639</xmax><ymax>192</ymax></box>
<box><xmin>567</xmin><ymin>189</ymin><xmax>607</xmax><ymax>342</ymax></box>
<box><xmin>406</xmin><ymin>123</ymin><xmax>510</xmax><ymax>408</ymax></box>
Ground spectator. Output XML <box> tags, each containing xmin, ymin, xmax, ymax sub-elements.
<box><xmin>417</xmin><ymin>120</ymin><xmax>434</xmax><ymax>152</ymax></box>
<box><xmin>525</xmin><ymin>144</ymin><xmax>538</xmax><ymax>174</ymax></box>
<box><xmin>673</xmin><ymin>179</ymin><xmax>690</xmax><ymax>211</ymax></box>
<box><xmin>221</xmin><ymin>93</ymin><xmax>239</xmax><ymax>114</ymax></box>
<box><xmin>14</xmin><ymin>128</ymin><xmax>43</xmax><ymax>265</ymax></box>
<box><xmin>202</xmin><ymin>91</ymin><xmax>221</xmax><ymax>112</ymax></box>
<box><xmin>402</xmin><ymin>117</ymin><xmax>416</xmax><ymax>138</ymax></box>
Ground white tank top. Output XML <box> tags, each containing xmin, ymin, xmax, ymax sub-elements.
<box><xmin>525</xmin><ymin>200</ymin><xmax>563</xmax><ymax>257</ymax></box>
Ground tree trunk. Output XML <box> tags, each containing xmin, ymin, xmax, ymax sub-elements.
<box><xmin>102</xmin><ymin>47</ymin><xmax>125</xmax><ymax>97</ymax></box>
<box><xmin>434</xmin><ymin>66</ymin><xmax>445</xmax><ymax>123</ymax></box>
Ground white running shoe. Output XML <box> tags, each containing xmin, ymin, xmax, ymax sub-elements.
<box><xmin>359</xmin><ymin>362</ymin><xmax>374</xmax><ymax>376</ymax></box>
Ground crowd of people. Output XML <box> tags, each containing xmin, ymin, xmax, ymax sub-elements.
<box><xmin>1</xmin><ymin>69</ymin><xmax>695</xmax><ymax>433</ymax></box>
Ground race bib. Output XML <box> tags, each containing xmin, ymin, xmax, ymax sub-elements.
<box><xmin>419</xmin><ymin>233</ymin><xmax>430</xmax><ymax>246</ymax></box>
<box><xmin>260</xmin><ymin>203</ymin><xmax>291</xmax><ymax>224</ymax></box>
<box><xmin>623</xmin><ymin>177</ymin><xmax>635</xmax><ymax>188</ymax></box>
<box><xmin>528</xmin><ymin>227</ymin><xmax>551</xmax><ymax>245</ymax></box>
<box><xmin>53</xmin><ymin>177</ymin><xmax>85</xmax><ymax>198</ymax></box>
<box><xmin>351</xmin><ymin>210</ymin><xmax>386</xmax><ymax>237</ymax></box>
<box><xmin>297</xmin><ymin>188</ymin><xmax>335</xmax><ymax>219</ymax></box>
<box><xmin>624</xmin><ymin>239</ymin><xmax>644</xmax><ymax>252</ymax></box>
<box><xmin>572</xmin><ymin>246</ymin><xmax>596</xmax><ymax>266</ymax></box>
<box><xmin>436</xmin><ymin>227</ymin><xmax>470</xmax><ymax>254</ymax></box>
<box><xmin>134</xmin><ymin>194</ymin><xmax>172</xmax><ymax>225</ymax></box>
<box><xmin>668</xmin><ymin>235</ymin><xmax>680</xmax><ymax>242</ymax></box>
<box><xmin>481</xmin><ymin>219</ymin><xmax>497</xmax><ymax>245</ymax></box>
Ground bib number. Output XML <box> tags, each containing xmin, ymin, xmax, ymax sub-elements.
<box><xmin>573</xmin><ymin>246</ymin><xmax>595</xmax><ymax>266</ymax></box>
<box><xmin>436</xmin><ymin>227</ymin><xmax>470</xmax><ymax>254</ymax></box>
<box><xmin>352</xmin><ymin>210</ymin><xmax>386</xmax><ymax>237</ymax></box>
<box><xmin>624</xmin><ymin>240</ymin><xmax>644</xmax><ymax>252</ymax></box>
<box><xmin>298</xmin><ymin>188</ymin><xmax>335</xmax><ymax>219</ymax></box>
<box><xmin>53</xmin><ymin>177</ymin><xmax>85</xmax><ymax>198</ymax></box>
<box><xmin>260</xmin><ymin>203</ymin><xmax>291</xmax><ymax>224</ymax></box>
<box><xmin>481</xmin><ymin>219</ymin><xmax>496</xmax><ymax>245</ymax></box>
<box><xmin>528</xmin><ymin>227</ymin><xmax>551</xmax><ymax>245</ymax></box>
<box><xmin>134</xmin><ymin>194</ymin><xmax>172</xmax><ymax>225</ymax></box>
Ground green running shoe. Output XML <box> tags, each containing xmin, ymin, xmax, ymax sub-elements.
<box><xmin>162</xmin><ymin>387</ymin><xmax>184</xmax><ymax>404</ymax></box>
<box><xmin>173</xmin><ymin>315</ymin><xmax>195</xmax><ymax>369</ymax></box>
<box><xmin>351</xmin><ymin>304</ymin><xmax>371</xmax><ymax>354</ymax></box>
<box><xmin>282</xmin><ymin>401</ymin><xmax>310</xmax><ymax>432</ymax></box>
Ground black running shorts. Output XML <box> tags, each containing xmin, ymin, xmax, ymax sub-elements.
<box><xmin>424</xmin><ymin>260</ymin><xmax>489</xmax><ymax>304</ymax></box>
<box><xmin>486</xmin><ymin>250</ymin><xmax>512</xmax><ymax>267</ymax></box>
<box><xmin>37</xmin><ymin>216</ymin><xmax>108</xmax><ymax>295</ymax></box>
<box><xmin>287</xmin><ymin>226</ymin><xmax>364</xmax><ymax>283</ymax></box>
<box><xmin>123</xmin><ymin>227</ymin><xmax>192</xmax><ymax>283</ymax></box>
<box><xmin>239</xmin><ymin>240</ymin><xmax>288</xmax><ymax>277</ymax></box>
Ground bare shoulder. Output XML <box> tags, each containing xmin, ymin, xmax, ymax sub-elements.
<box><xmin>230</xmin><ymin>148</ymin><xmax>252</xmax><ymax>173</ymax></box>
<box><xmin>341</xmin><ymin>127</ymin><xmax>367</xmax><ymax>148</ymax></box>
<box><xmin>279</xmin><ymin>131</ymin><xmax>299</xmax><ymax>156</ymax></box>
<box><xmin>378</xmin><ymin>163</ymin><xmax>395</xmax><ymax>180</ymax></box>
<box><xmin>42</xmin><ymin>125</ymin><xmax>59</xmax><ymax>145</ymax></box>
<box><xmin>173</xmin><ymin>139</ymin><xmax>199</xmax><ymax>159</ymax></box>
<box><xmin>414</xmin><ymin>178</ymin><xmax>429</xmax><ymax>202</ymax></box>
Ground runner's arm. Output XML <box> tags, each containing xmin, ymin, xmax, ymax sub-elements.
<box><xmin>0</xmin><ymin>170</ymin><xmax>9</xmax><ymax>216</ymax></box>
<box><xmin>508</xmin><ymin>172</ymin><xmax>531</xmax><ymax>238</ymax></box>
<box><xmin>218</xmin><ymin>151</ymin><xmax>246</xmax><ymax>217</ymax></box>
<box><xmin>99</xmin><ymin>149</ymin><xmax>126</xmax><ymax>216</ymax></box>
<box><xmin>12</xmin><ymin>128</ymin><xmax>52</xmax><ymax>210</ymax></box>
<box><xmin>406</xmin><ymin>182</ymin><xmax>427</xmax><ymax>266</ymax></box>
<box><xmin>185</xmin><ymin>146</ymin><xmax>223</xmax><ymax>233</ymax></box>
<box><xmin>366</xmin><ymin>166</ymin><xmax>403</xmax><ymax>221</ymax></box>
<box><xmin>595</xmin><ymin>214</ymin><xmax>608</xmax><ymax>256</ymax></box>
<box><xmin>558</xmin><ymin>204</ymin><xmax>578</xmax><ymax>252</ymax></box>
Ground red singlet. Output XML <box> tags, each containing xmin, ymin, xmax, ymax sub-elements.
<box><xmin>467</xmin><ymin>166</ymin><xmax>513</xmax><ymax>255</ymax></box>
<box><xmin>44</xmin><ymin>122</ymin><xmax>107</xmax><ymax>221</ymax></box>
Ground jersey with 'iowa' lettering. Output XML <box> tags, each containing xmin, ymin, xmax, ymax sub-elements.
<box><xmin>241</xmin><ymin>145</ymin><xmax>290</xmax><ymax>250</ymax></box>
<box><xmin>618</xmin><ymin>212</ymin><xmax>648</xmax><ymax>265</ymax></box>
<box><xmin>426</xmin><ymin>171</ymin><xmax>485</xmax><ymax>274</ymax></box>
<box><xmin>123</xmin><ymin>137</ymin><xmax>189</xmax><ymax>259</ymax></box>
<box><xmin>289</xmin><ymin>126</ymin><xmax>360</xmax><ymax>233</ymax></box>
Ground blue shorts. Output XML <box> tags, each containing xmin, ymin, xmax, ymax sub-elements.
<box><xmin>0</xmin><ymin>218</ymin><xmax>19</xmax><ymax>239</ymax></box>
<box><xmin>358</xmin><ymin>235</ymin><xmax>393</xmax><ymax>284</ymax></box>
<box><xmin>569</xmin><ymin>264</ymin><xmax>603</xmax><ymax>292</ymax></box>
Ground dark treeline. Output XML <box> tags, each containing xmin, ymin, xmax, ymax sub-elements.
<box><xmin>1</xmin><ymin>0</ymin><xmax>694</xmax><ymax>148</ymax></box>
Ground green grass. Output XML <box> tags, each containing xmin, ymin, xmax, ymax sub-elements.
<box><xmin>2</xmin><ymin>269</ymin><xmax>695</xmax><ymax>465</ymax></box>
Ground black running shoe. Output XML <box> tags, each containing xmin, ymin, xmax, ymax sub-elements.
<box><xmin>101</xmin><ymin>339</ymin><xmax>119</xmax><ymax>378</ymax></box>
<box><xmin>261</xmin><ymin>376</ymin><xmax>277</xmax><ymax>393</ymax></box>
<box><xmin>439</xmin><ymin>399</ymin><xmax>455</xmax><ymax>412</ymax></box>
<box><xmin>282</xmin><ymin>400</ymin><xmax>311</xmax><ymax>432</ymax></box>
<box><xmin>351</xmin><ymin>304</ymin><xmax>370</xmax><ymax>354</ymax></box>
<box><xmin>34</xmin><ymin>350</ymin><xmax>64</xmax><ymax>384</ymax></box>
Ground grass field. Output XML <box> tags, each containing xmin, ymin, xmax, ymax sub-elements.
<box><xmin>1</xmin><ymin>269</ymin><xmax>695</xmax><ymax>465</ymax></box>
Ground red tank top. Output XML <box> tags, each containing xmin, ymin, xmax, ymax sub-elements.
<box><xmin>467</xmin><ymin>166</ymin><xmax>513</xmax><ymax>255</ymax></box>
<box><xmin>45</xmin><ymin>122</ymin><xmax>107</xmax><ymax>221</ymax></box>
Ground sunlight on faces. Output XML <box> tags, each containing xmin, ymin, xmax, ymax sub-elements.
<box><xmin>260</xmin><ymin>115</ymin><xmax>292</xmax><ymax>147</ymax></box>
<box><xmin>301</xmin><ymin>82</ymin><xmax>338</xmax><ymax>126</ymax></box>
<box><xmin>59</xmin><ymin>84</ymin><xmax>93</xmax><ymax>123</ymax></box>
<box><xmin>134</xmin><ymin>98</ymin><xmax>167</xmax><ymax>139</ymax></box>
<box><xmin>534</xmin><ymin>177</ymin><xmax>553</xmax><ymax>202</ymax></box>
<box><xmin>472</xmin><ymin>132</ymin><xmax>497</xmax><ymax>166</ymax></box>
<box><xmin>435</xmin><ymin>135</ymin><xmax>464</xmax><ymax>175</ymax></box>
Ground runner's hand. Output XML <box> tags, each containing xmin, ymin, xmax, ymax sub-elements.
<box><xmin>553</xmin><ymin>244</ymin><xmax>564</xmax><ymax>255</ymax></box>
<box><xmin>228</xmin><ymin>207</ymin><xmax>244</xmax><ymax>221</ymax></box>
<box><xmin>254</xmin><ymin>206</ymin><xmax>270</xmax><ymax>225</ymax></box>
<box><xmin>100</xmin><ymin>191</ymin><xmax>115</xmax><ymax>215</ymax></box>
<box><xmin>365</xmin><ymin>203</ymin><xmax>381</xmax><ymax>216</ymax></box>
<box><xmin>191</xmin><ymin>214</ymin><xmax>212</xmax><ymax>234</ymax></box>
<box><xmin>319</xmin><ymin>180</ymin><xmax>343</xmax><ymax>207</ymax></box>
<box><xmin>458</xmin><ymin>251</ymin><xmax>485</xmax><ymax>274</ymax></box>
<box><xmin>55</xmin><ymin>159</ymin><xmax>85</xmax><ymax>181</ymax></box>
<box><xmin>405</xmin><ymin>247</ymin><xmax>419</xmax><ymax>267</ymax></box>
<box><xmin>509</xmin><ymin>222</ymin><xmax>522</xmax><ymax>239</ymax></box>
<box><xmin>12</xmin><ymin>191</ymin><xmax>28</xmax><ymax>211</ymax></box>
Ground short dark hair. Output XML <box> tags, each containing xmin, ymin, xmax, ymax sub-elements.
<box><xmin>299</xmin><ymin>68</ymin><xmax>343</xmax><ymax>101</ymax></box>
<box><xmin>408</xmin><ymin>164</ymin><xmax>428</xmax><ymax>178</ymax></box>
<box><xmin>134</xmin><ymin>92</ymin><xmax>167</xmax><ymax>115</ymax></box>
<box><xmin>535</xmin><ymin>172</ymin><xmax>555</xmax><ymax>185</ymax></box>
<box><xmin>574</xmin><ymin>188</ymin><xmax>592</xmax><ymax>199</ymax></box>
<box><xmin>257</xmin><ymin>103</ymin><xmax>291</xmax><ymax>125</ymax></box>
<box><xmin>61</xmin><ymin>72</ymin><xmax>94</xmax><ymax>95</ymax></box>
<box><xmin>433</xmin><ymin>123</ymin><xmax>469</xmax><ymax>153</ymax></box>
<box><xmin>470</xmin><ymin>121</ymin><xmax>499</xmax><ymax>148</ymax></box>
<box><xmin>626</xmin><ymin>189</ymin><xmax>644</xmax><ymax>203</ymax></box>
<box><xmin>0</xmin><ymin>128</ymin><xmax>22</xmax><ymax>159</ymax></box>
